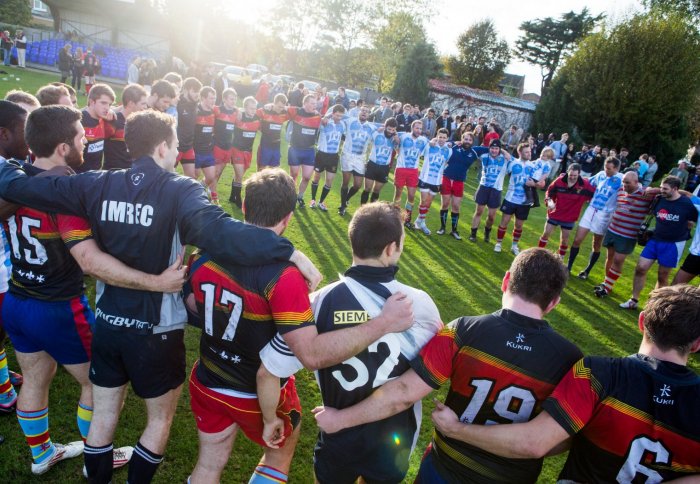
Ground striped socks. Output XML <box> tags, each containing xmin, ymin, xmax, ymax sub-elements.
<box><xmin>77</xmin><ymin>402</ymin><xmax>93</xmax><ymax>441</ymax></box>
<box><xmin>249</xmin><ymin>464</ymin><xmax>288</xmax><ymax>483</ymax></box>
<box><xmin>603</xmin><ymin>267</ymin><xmax>622</xmax><ymax>293</ymax></box>
<box><xmin>17</xmin><ymin>407</ymin><xmax>54</xmax><ymax>463</ymax></box>
<box><xmin>0</xmin><ymin>349</ymin><xmax>16</xmax><ymax>408</ymax></box>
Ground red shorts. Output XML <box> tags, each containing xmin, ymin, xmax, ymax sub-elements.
<box><xmin>213</xmin><ymin>146</ymin><xmax>234</xmax><ymax>164</ymax></box>
<box><xmin>441</xmin><ymin>177</ymin><xmax>464</xmax><ymax>198</ymax></box>
<box><xmin>231</xmin><ymin>147</ymin><xmax>253</xmax><ymax>171</ymax></box>
<box><xmin>188</xmin><ymin>363</ymin><xmax>301</xmax><ymax>447</ymax></box>
<box><xmin>394</xmin><ymin>168</ymin><xmax>419</xmax><ymax>189</ymax></box>
<box><xmin>177</xmin><ymin>148</ymin><xmax>195</xmax><ymax>164</ymax></box>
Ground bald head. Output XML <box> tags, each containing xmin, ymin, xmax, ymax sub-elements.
<box><xmin>623</xmin><ymin>170</ymin><xmax>640</xmax><ymax>194</ymax></box>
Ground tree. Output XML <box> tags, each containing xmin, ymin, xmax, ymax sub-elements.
<box><xmin>372</xmin><ymin>12</ymin><xmax>428</xmax><ymax>92</ymax></box>
<box><xmin>0</xmin><ymin>0</ymin><xmax>32</xmax><ymax>26</ymax></box>
<box><xmin>447</xmin><ymin>20</ymin><xmax>510</xmax><ymax>90</ymax></box>
<box><xmin>391</xmin><ymin>39</ymin><xmax>441</xmax><ymax>106</ymax></box>
<box><xmin>515</xmin><ymin>9</ymin><xmax>602</xmax><ymax>93</ymax></box>
<box><xmin>534</xmin><ymin>11</ymin><xmax>700</xmax><ymax>170</ymax></box>
<box><xmin>643</xmin><ymin>0</ymin><xmax>700</xmax><ymax>18</ymax></box>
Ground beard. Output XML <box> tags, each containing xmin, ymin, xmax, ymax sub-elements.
<box><xmin>65</xmin><ymin>143</ymin><xmax>84</xmax><ymax>169</ymax></box>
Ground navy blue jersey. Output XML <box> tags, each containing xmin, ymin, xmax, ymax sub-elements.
<box><xmin>0</xmin><ymin>157</ymin><xmax>295</xmax><ymax>335</ymax></box>
<box><xmin>443</xmin><ymin>145</ymin><xmax>488</xmax><ymax>182</ymax></box>
<box><xmin>652</xmin><ymin>196</ymin><xmax>698</xmax><ymax>242</ymax></box>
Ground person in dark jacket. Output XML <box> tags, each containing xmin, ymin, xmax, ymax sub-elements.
<box><xmin>58</xmin><ymin>44</ymin><xmax>73</xmax><ymax>84</ymax></box>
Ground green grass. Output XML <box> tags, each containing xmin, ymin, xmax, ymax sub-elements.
<box><xmin>0</xmin><ymin>69</ymin><xmax>698</xmax><ymax>483</ymax></box>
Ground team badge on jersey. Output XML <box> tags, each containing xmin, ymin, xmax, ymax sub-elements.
<box><xmin>131</xmin><ymin>173</ymin><xmax>145</xmax><ymax>186</ymax></box>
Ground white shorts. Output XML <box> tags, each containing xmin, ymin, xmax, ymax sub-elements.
<box><xmin>578</xmin><ymin>206</ymin><xmax>613</xmax><ymax>236</ymax></box>
<box><xmin>341</xmin><ymin>152</ymin><xmax>366</xmax><ymax>175</ymax></box>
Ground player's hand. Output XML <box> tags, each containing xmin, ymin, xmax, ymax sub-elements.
<box><xmin>290</xmin><ymin>250</ymin><xmax>322</xmax><ymax>292</ymax></box>
<box><xmin>311</xmin><ymin>406</ymin><xmax>343</xmax><ymax>434</ymax></box>
<box><xmin>262</xmin><ymin>417</ymin><xmax>286</xmax><ymax>449</ymax></box>
<box><xmin>154</xmin><ymin>252</ymin><xmax>187</xmax><ymax>293</ymax></box>
<box><xmin>37</xmin><ymin>165</ymin><xmax>75</xmax><ymax>177</ymax></box>
<box><xmin>431</xmin><ymin>398</ymin><xmax>460</xmax><ymax>439</ymax></box>
<box><xmin>378</xmin><ymin>292</ymin><xmax>413</xmax><ymax>333</ymax></box>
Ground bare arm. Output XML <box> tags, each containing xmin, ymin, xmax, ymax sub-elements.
<box><xmin>313</xmin><ymin>369</ymin><xmax>433</xmax><ymax>434</ymax></box>
<box><xmin>430</xmin><ymin>402</ymin><xmax>570</xmax><ymax>459</ymax></box>
<box><xmin>282</xmin><ymin>292</ymin><xmax>413</xmax><ymax>370</ymax></box>
<box><xmin>70</xmin><ymin>239</ymin><xmax>186</xmax><ymax>293</ymax></box>
<box><xmin>0</xmin><ymin>198</ymin><xmax>18</xmax><ymax>220</ymax></box>
<box><xmin>256</xmin><ymin>363</ymin><xmax>286</xmax><ymax>448</ymax></box>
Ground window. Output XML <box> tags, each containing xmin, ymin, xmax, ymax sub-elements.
<box><xmin>33</xmin><ymin>1</ymin><xmax>48</xmax><ymax>12</ymax></box>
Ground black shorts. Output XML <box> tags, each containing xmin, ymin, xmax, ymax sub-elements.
<box><xmin>500</xmin><ymin>199</ymin><xmax>531</xmax><ymax>221</ymax></box>
<box><xmin>680</xmin><ymin>252</ymin><xmax>700</xmax><ymax>275</ymax></box>
<box><xmin>364</xmin><ymin>161</ymin><xmax>391</xmax><ymax>183</ymax></box>
<box><xmin>474</xmin><ymin>185</ymin><xmax>502</xmax><ymax>209</ymax></box>
<box><xmin>90</xmin><ymin>325</ymin><xmax>186</xmax><ymax>399</ymax></box>
<box><xmin>314</xmin><ymin>151</ymin><xmax>340</xmax><ymax>173</ymax></box>
<box><xmin>418</xmin><ymin>179</ymin><xmax>441</xmax><ymax>194</ymax></box>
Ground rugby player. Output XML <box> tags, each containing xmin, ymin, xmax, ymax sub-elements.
<box><xmin>229</xmin><ymin>96</ymin><xmax>261</xmax><ymax>208</ymax></box>
<box><xmin>469</xmin><ymin>139</ymin><xmax>511</xmax><ymax>242</ymax></box>
<box><xmin>256</xmin><ymin>94</ymin><xmax>290</xmax><ymax>171</ymax></box>
<box><xmin>176</xmin><ymin>77</ymin><xmax>203</xmax><ymax>177</ymax></box>
<box><xmin>338</xmin><ymin>106</ymin><xmax>378</xmax><ymax>216</ymax></box>
<box><xmin>393</xmin><ymin>119</ymin><xmax>429</xmax><ymax>229</ymax></box>
<box><xmin>361</xmin><ymin>118</ymin><xmax>399</xmax><ymax>206</ymax></box>
<box><xmin>78</xmin><ymin>84</ymin><xmax>115</xmax><ymax>172</ymax></box>
<box><xmin>103</xmin><ymin>84</ymin><xmax>148</xmax><ymax>170</ymax></box>
<box><xmin>260</xmin><ymin>202</ymin><xmax>442</xmax><ymax>483</ymax></box>
<box><xmin>311</xmin><ymin>104</ymin><xmax>346</xmax><ymax>211</ymax></box>
<box><xmin>145</xmin><ymin>79</ymin><xmax>177</xmax><ymax>113</ymax></box>
<box><xmin>287</xmin><ymin>94</ymin><xmax>322</xmax><ymax>207</ymax></box>
<box><xmin>414</xmin><ymin>129</ymin><xmax>452</xmax><ymax>235</ymax></box>
<box><xmin>314</xmin><ymin>248</ymin><xmax>582</xmax><ymax>483</ymax></box>
<box><xmin>0</xmin><ymin>109</ymin><xmax>321</xmax><ymax>483</ymax></box>
<box><xmin>192</xmin><ymin>86</ymin><xmax>218</xmax><ymax>201</ymax></box>
<box><xmin>211</xmin><ymin>88</ymin><xmax>238</xmax><ymax>205</ymax></box>
<box><xmin>437</xmin><ymin>284</ymin><xmax>700</xmax><ymax>483</ymax></box>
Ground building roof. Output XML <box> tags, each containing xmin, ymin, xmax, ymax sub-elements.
<box><xmin>498</xmin><ymin>73</ymin><xmax>525</xmax><ymax>88</ymax></box>
<box><xmin>429</xmin><ymin>79</ymin><xmax>537</xmax><ymax>112</ymax></box>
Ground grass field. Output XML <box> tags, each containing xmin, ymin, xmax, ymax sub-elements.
<box><xmin>0</xmin><ymin>69</ymin><xmax>697</xmax><ymax>483</ymax></box>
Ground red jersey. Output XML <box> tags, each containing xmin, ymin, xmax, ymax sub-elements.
<box><xmin>6</xmin><ymin>164</ymin><xmax>92</xmax><ymax>300</ymax></box>
<box><xmin>411</xmin><ymin>310</ymin><xmax>582</xmax><ymax>482</ymax></box>
<box><xmin>103</xmin><ymin>111</ymin><xmax>131</xmax><ymax>170</ymax></box>
<box><xmin>79</xmin><ymin>109</ymin><xmax>106</xmax><ymax>172</ymax></box>
<box><xmin>188</xmin><ymin>251</ymin><xmax>314</xmax><ymax>394</ymax></box>
<box><xmin>213</xmin><ymin>105</ymin><xmax>238</xmax><ymax>150</ymax></box>
<box><xmin>256</xmin><ymin>107</ymin><xmax>289</xmax><ymax>147</ymax></box>
<box><xmin>193</xmin><ymin>105</ymin><xmax>216</xmax><ymax>155</ymax></box>
<box><xmin>545</xmin><ymin>173</ymin><xmax>595</xmax><ymax>223</ymax></box>
<box><xmin>543</xmin><ymin>355</ymin><xmax>700</xmax><ymax>482</ymax></box>
<box><xmin>232</xmin><ymin>112</ymin><xmax>261</xmax><ymax>153</ymax></box>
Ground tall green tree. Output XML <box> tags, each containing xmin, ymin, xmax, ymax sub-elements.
<box><xmin>0</xmin><ymin>0</ymin><xmax>32</xmax><ymax>26</ymax></box>
<box><xmin>447</xmin><ymin>20</ymin><xmax>510</xmax><ymax>90</ymax></box>
<box><xmin>515</xmin><ymin>9</ymin><xmax>602</xmax><ymax>93</ymax></box>
<box><xmin>391</xmin><ymin>39</ymin><xmax>441</xmax><ymax>106</ymax></box>
<box><xmin>372</xmin><ymin>12</ymin><xmax>428</xmax><ymax>92</ymax></box>
<box><xmin>535</xmin><ymin>11</ymin><xmax>700</xmax><ymax>169</ymax></box>
<box><xmin>643</xmin><ymin>0</ymin><xmax>700</xmax><ymax>18</ymax></box>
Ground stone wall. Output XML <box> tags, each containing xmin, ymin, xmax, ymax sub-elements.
<box><xmin>430</xmin><ymin>91</ymin><xmax>534</xmax><ymax>131</ymax></box>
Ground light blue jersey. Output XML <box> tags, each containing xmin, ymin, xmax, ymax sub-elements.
<box><xmin>317</xmin><ymin>120</ymin><xmax>346</xmax><ymax>154</ymax></box>
<box><xmin>369</xmin><ymin>132</ymin><xmax>397</xmax><ymax>166</ymax></box>
<box><xmin>589</xmin><ymin>171</ymin><xmax>624</xmax><ymax>212</ymax></box>
<box><xmin>396</xmin><ymin>133</ymin><xmax>429</xmax><ymax>169</ymax></box>
<box><xmin>419</xmin><ymin>143</ymin><xmax>452</xmax><ymax>185</ymax></box>
<box><xmin>479</xmin><ymin>153</ymin><xmax>510</xmax><ymax>191</ymax></box>
<box><xmin>504</xmin><ymin>159</ymin><xmax>535</xmax><ymax>205</ymax></box>
<box><xmin>531</xmin><ymin>158</ymin><xmax>551</xmax><ymax>181</ymax></box>
<box><xmin>341</xmin><ymin>118</ymin><xmax>378</xmax><ymax>157</ymax></box>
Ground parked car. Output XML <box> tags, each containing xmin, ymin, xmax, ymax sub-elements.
<box><xmin>247</xmin><ymin>63</ymin><xmax>268</xmax><ymax>74</ymax></box>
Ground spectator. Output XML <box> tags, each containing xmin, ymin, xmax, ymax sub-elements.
<box><xmin>288</xmin><ymin>82</ymin><xmax>304</xmax><ymax>107</ymax></box>
<box><xmin>58</xmin><ymin>44</ymin><xmax>73</xmax><ymax>84</ymax></box>
<box><xmin>138</xmin><ymin>59</ymin><xmax>156</xmax><ymax>94</ymax></box>
<box><xmin>71</xmin><ymin>47</ymin><xmax>83</xmax><ymax>92</ymax></box>
<box><xmin>502</xmin><ymin>125</ymin><xmax>520</xmax><ymax>154</ymax></box>
<box><xmin>436</xmin><ymin>109</ymin><xmax>453</xmax><ymax>138</ymax></box>
<box><xmin>14</xmin><ymin>30</ymin><xmax>26</xmax><ymax>68</ymax></box>
<box><xmin>256</xmin><ymin>78</ymin><xmax>270</xmax><ymax>106</ymax></box>
<box><xmin>643</xmin><ymin>155</ymin><xmax>658</xmax><ymax>188</ymax></box>
<box><xmin>127</xmin><ymin>56</ymin><xmax>141</xmax><ymax>84</ymax></box>
<box><xmin>1</xmin><ymin>31</ymin><xmax>13</xmax><ymax>66</ymax></box>
<box><xmin>334</xmin><ymin>87</ymin><xmax>350</xmax><ymax>109</ymax></box>
<box><xmin>421</xmin><ymin>108</ymin><xmax>437</xmax><ymax>138</ymax></box>
<box><xmin>671</xmin><ymin>160</ymin><xmax>690</xmax><ymax>189</ymax></box>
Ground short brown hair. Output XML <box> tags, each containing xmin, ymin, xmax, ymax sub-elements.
<box><xmin>222</xmin><ymin>88</ymin><xmax>238</xmax><ymax>100</ymax></box>
<box><xmin>348</xmin><ymin>202</ymin><xmax>403</xmax><ymax>259</ymax></box>
<box><xmin>662</xmin><ymin>175</ymin><xmax>681</xmax><ymax>190</ymax></box>
<box><xmin>35</xmin><ymin>84</ymin><xmax>70</xmax><ymax>106</ymax></box>
<box><xmin>4</xmin><ymin>89</ymin><xmax>40</xmax><ymax>108</ymax></box>
<box><xmin>122</xmin><ymin>84</ymin><xmax>148</xmax><ymax>106</ymax></box>
<box><xmin>199</xmin><ymin>86</ymin><xmax>216</xmax><ymax>99</ymax></box>
<box><xmin>273</xmin><ymin>93</ymin><xmax>287</xmax><ymax>104</ymax></box>
<box><xmin>507</xmin><ymin>248</ymin><xmax>568</xmax><ymax>310</ymax></box>
<box><xmin>644</xmin><ymin>285</ymin><xmax>700</xmax><ymax>353</ymax></box>
<box><xmin>151</xmin><ymin>80</ymin><xmax>176</xmax><ymax>99</ymax></box>
<box><xmin>88</xmin><ymin>84</ymin><xmax>116</xmax><ymax>103</ymax></box>
<box><xmin>183</xmin><ymin>77</ymin><xmax>202</xmax><ymax>92</ymax></box>
<box><xmin>331</xmin><ymin>104</ymin><xmax>346</xmax><ymax>114</ymax></box>
<box><xmin>243</xmin><ymin>168</ymin><xmax>296</xmax><ymax>227</ymax></box>
<box><xmin>162</xmin><ymin>72</ymin><xmax>182</xmax><ymax>85</ymax></box>
<box><xmin>25</xmin><ymin>105</ymin><xmax>82</xmax><ymax>158</ymax></box>
<box><xmin>50</xmin><ymin>82</ymin><xmax>76</xmax><ymax>97</ymax></box>
<box><xmin>124</xmin><ymin>110</ymin><xmax>175</xmax><ymax>159</ymax></box>
<box><xmin>516</xmin><ymin>142</ymin><xmax>530</xmax><ymax>155</ymax></box>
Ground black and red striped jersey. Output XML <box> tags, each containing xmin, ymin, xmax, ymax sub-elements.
<box><xmin>287</xmin><ymin>107</ymin><xmax>321</xmax><ymax>150</ymax></box>
<box><xmin>5</xmin><ymin>164</ymin><xmax>92</xmax><ymax>300</ymax></box>
<box><xmin>256</xmin><ymin>107</ymin><xmax>289</xmax><ymax>147</ymax></box>
<box><xmin>232</xmin><ymin>112</ymin><xmax>261</xmax><ymax>152</ymax></box>
<box><xmin>213</xmin><ymin>105</ymin><xmax>238</xmax><ymax>150</ymax></box>
<box><xmin>188</xmin><ymin>250</ymin><xmax>314</xmax><ymax>394</ymax></box>
<box><xmin>543</xmin><ymin>354</ymin><xmax>700</xmax><ymax>483</ymax></box>
<box><xmin>103</xmin><ymin>111</ymin><xmax>131</xmax><ymax>170</ymax></box>
<box><xmin>176</xmin><ymin>96</ymin><xmax>198</xmax><ymax>153</ymax></box>
<box><xmin>411</xmin><ymin>309</ymin><xmax>582</xmax><ymax>483</ymax></box>
<box><xmin>193</xmin><ymin>105</ymin><xmax>216</xmax><ymax>155</ymax></box>
<box><xmin>79</xmin><ymin>109</ymin><xmax>106</xmax><ymax>172</ymax></box>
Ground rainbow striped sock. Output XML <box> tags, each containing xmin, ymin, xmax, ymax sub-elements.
<box><xmin>17</xmin><ymin>407</ymin><xmax>55</xmax><ymax>463</ymax></box>
<box><xmin>77</xmin><ymin>402</ymin><xmax>93</xmax><ymax>441</ymax></box>
<box><xmin>0</xmin><ymin>349</ymin><xmax>16</xmax><ymax>406</ymax></box>
<box><xmin>249</xmin><ymin>464</ymin><xmax>288</xmax><ymax>483</ymax></box>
